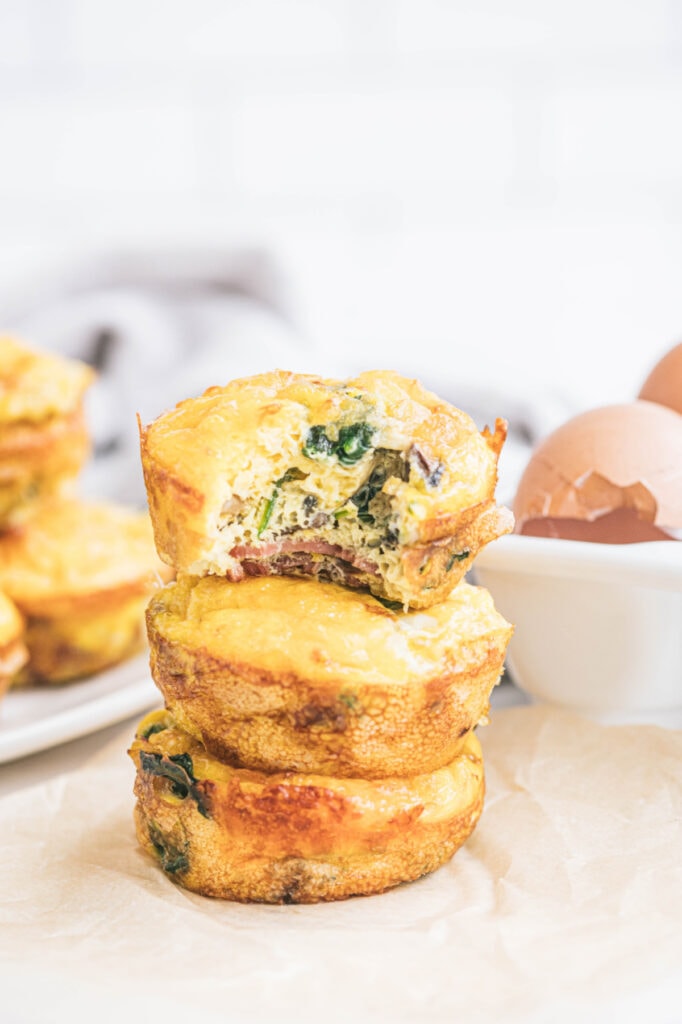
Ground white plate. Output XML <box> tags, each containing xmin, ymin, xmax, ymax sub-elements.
<box><xmin>0</xmin><ymin>655</ymin><xmax>160</xmax><ymax>764</ymax></box>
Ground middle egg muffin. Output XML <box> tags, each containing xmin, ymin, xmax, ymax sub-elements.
<box><xmin>147</xmin><ymin>574</ymin><xmax>513</xmax><ymax>778</ymax></box>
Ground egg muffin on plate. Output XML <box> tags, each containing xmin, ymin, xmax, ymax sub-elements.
<box><xmin>0</xmin><ymin>498</ymin><xmax>170</xmax><ymax>684</ymax></box>
<box><xmin>0</xmin><ymin>336</ymin><xmax>94</xmax><ymax>526</ymax></box>
<box><xmin>129</xmin><ymin>709</ymin><xmax>485</xmax><ymax>903</ymax></box>
<box><xmin>0</xmin><ymin>590</ymin><xmax>27</xmax><ymax>700</ymax></box>
<box><xmin>147</xmin><ymin>573</ymin><xmax>512</xmax><ymax>778</ymax></box>
<box><xmin>140</xmin><ymin>370</ymin><xmax>512</xmax><ymax>609</ymax></box>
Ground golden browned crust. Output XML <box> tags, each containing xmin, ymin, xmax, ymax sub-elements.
<box><xmin>140</xmin><ymin>370</ymin><xmax>512</xmax><ymax>607</ymax></box>
<box><xmin>0</xmin><ymin>335</ymin><xmax>95</xmax><ymax>422</ymax></box>
<box><xmin>0</xmin><ymin>337</ymin><xmax>94</xmax><ymax>525</ymax></box>
<box><xmin>397</xmin><ymin>500</ymin><xmax>513</xmax><ymax>609</ymax></box>
<box><xmin>146</xmin><ymin>574</ymin><xmax>512</xmax><ymax>777</ymax></box>
<box><xmin>0</xmin><ymin>498</ymin><xmax>169</xmax><ymax>611</ymax></box>
<box><xmin>14</xmin><ymin>599</ymin><xmax>148</xmax><ymax>685</ymax></box>
<box><xmin>0</xmin><ymin>406</ymin><xmax>91</xmax><ymax>525</ymax></box>
<box><xmin>129</xmin><ymin>711</ymin><xmax>485</xmax><ymax>903</ymax></box>
<box><xmin>0</xmin><ymin>498</ymin><xmax>172</xmax><ymax>684</ymax></box>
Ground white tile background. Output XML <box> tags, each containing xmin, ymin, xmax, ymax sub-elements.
<box><xmin>1</xmin><ymin>0</ymin><xmax>681</xmax><ymax>410</ymax></box>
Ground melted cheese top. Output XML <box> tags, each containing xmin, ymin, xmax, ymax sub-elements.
<box><xmin>150</xmin><ymin>573</ymin><xmax>512</xmax><ymax>688</ymax></box>
<box><xmin>141</xmin><ymin>369</ymin><xmax>501</xmax><ymax>532</ymax></box>
<box><xmin>0</xmin><ymin>336</ymin><xmax>95</xmax><ymax>425</ymax></box>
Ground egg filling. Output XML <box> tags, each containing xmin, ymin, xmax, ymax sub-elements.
<box><xmin>205</xmin><ymin>435</ymin><xmax>453</xmax><ymax>597</ymax></box>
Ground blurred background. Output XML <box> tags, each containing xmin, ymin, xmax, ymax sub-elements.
<box><xmin>0</xmin><ymin>0</ymin><xmax>680</xmax><ymax>500</ymax></box>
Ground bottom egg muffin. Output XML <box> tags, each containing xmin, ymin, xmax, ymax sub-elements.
<box><xmin>0</xmin><ymin>591</ymin><xmax>27</xmax><ymax>700</ymax></box>
<box><xmin>129</xmin><ymin>709</ymin><xmax>485</xmax><ymax>904</ymax></box>
<box><xmin>0</xmin><ymin>498</ymin><xmax>171</xmax><ymax>684</ymax></box>
<box><xmin>147</xmin><ymin>574</ymin><xmax>512</xmax><ymax>779</ymax></box>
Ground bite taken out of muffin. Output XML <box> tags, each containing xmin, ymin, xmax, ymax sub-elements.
<box><xmin>140</xmin><ymin>369</ymin><xmax>512</xmax><ymax>610</ymax></box>
<box><xmin>131</xmin><ymin>369</ymin><xmax>514</xmax><ymax>903</ymax></box>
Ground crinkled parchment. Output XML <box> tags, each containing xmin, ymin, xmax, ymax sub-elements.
<box><xmin>1</xmin><ymin>707</ymin><xmax>680</xmax><ymax>1024</ymax></box>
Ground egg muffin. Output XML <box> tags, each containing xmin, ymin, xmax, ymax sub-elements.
<box><xmin>130</xmin><ymin>709</ymin><xmax>485</xmax><ymax>903</ymax></box>
<box><xmin>0</xmin><ymin>498</ymin><xmax>170</xmax><ymax>684</ymax></box>
<box><xmin>0</xmin><ymin>336</ymin><xmax>94</xmax><ymax>525</ymax></box>
<box><xmin>147</xmin><ymin>573</ymin><xmax>512</xmax><ymax>778</ymax></box>
<box><xmin>140</xmin><ymin>370</ymin><xmax>512</xmax><ymax>609</ymax></box>
<box><xmin>0</xmin><ymin>590</ymin><xmax>27</xmax><ymax>699</ymax></box>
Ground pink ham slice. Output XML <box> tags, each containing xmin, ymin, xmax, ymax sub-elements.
<box><xmin>229</xmin><ymin>538</ymin><xmax>379</xmax><ymax>582</ymax></box>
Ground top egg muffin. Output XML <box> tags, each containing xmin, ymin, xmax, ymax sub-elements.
<box><xmin>140</xmin><ymin>369</ymin><xmax>512</xmax><ymax>608</ymax></box>
<box><xmin>0</xmin><ymin>336</ymin><xmax>94</xmax><ymax>525</ymax></box>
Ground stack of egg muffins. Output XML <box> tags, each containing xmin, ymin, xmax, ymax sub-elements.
<box><xmin>0</xmin><ymin>336</ymin><xmax>168</xmax><ymax>692</ymax></box>
<box><xmin>130</xmin><ymin>370</ymin><xmax>514</xmax><ymax>903</ymax></box>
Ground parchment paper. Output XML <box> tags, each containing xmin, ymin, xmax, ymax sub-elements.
<box><xmin>1</xmin><ymin>706</ymin><xmax>680</xmax><ymax>1024</ymax></box>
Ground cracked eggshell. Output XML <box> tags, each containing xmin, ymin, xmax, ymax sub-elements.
<box><xmin>639</xmin><ymin>342</ymin><xmax>682</xmax><ymax>415</ymax></box>
<box><xmin>513</xmin><ymin>401</ymin><xmax>682</xmax><ymax>543</ymax></box>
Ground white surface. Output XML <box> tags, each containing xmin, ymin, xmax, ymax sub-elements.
<box><xmin>475</xmin><ymin>535</ymin><xmax>682</xmax><ymax>727</ymax></box>
<box><xmin>2</xmin><ymin>705</ymin><xmax>681</xmax><ymax>1024</ymax></box>
<box><xmin>0</xmin><ymin>655</ymin><xmax>158</xmax><ymax>764</ymax></box>
<box><xmin>1</xmin><ymin>2</ymin><xmax>681</xmax><ymax>412</ymax></box>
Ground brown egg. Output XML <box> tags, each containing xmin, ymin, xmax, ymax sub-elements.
<box><xmin>639</xmin><ymin>342</ymin><xmax>682</xmax><ymax>414</ymax></box>
<box><xmin>513</xmin><ymin>401</ymin><xmax>682</xmax><ymax>543</ymax></box>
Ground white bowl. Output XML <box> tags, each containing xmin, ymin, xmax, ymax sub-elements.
<box><xmin>474</xmin><ymin>534</ymin><xmax>682</xmax><ymax>728</ymax></box>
